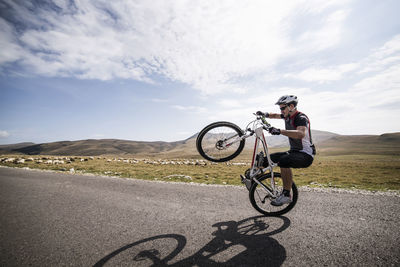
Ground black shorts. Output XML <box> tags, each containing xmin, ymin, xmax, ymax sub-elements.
<box><xmin>264</xmin><ymin>151</ymin><xmax>313</xmax><ymax>168</ymax></box>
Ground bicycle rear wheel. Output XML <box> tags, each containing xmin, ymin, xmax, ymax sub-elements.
<box><xmin>249</xmin><ymin>172</ymin><xmax>298</xmax><ymax>216</ymax></box>
<box><xmin>196</xmin><ymin>121</ymin><xmax>245</xmax><ymax>162</ymax></box>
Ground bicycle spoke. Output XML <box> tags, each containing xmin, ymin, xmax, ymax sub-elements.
<box><xmin>250</xmin><ymin>174</ymin><xmax>297</xmax><ymax>216</ymax></box>
<box><xmin>200</xmin><ymin>127</ymin><xmax>241</xmax><ymax>160</ymax></box>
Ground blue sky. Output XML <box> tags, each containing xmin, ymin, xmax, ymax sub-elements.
<box><xmin>1</xmin><ymin>0</ymin><xmax>400</xmax><ymax>144</ymax></box>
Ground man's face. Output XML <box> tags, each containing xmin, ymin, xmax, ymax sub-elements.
<box><xmin>279</xmin><ymin>104</ymin><xmax>289</xmax><ymax>117</ymax></box>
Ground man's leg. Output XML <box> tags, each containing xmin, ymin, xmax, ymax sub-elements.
<box><xmin>270</xmin><ymin>153</ymin><xmax>293</xmax><ymax>206</ymax></box>
<box><xmin>268</xmin><ymin>152</ymin><xmax>293</xmax><ymax>192</ymax></box>
<box><xmin>280</xmin><ymin>167</ymin><xmax>293</xmax><ymax>191</ymax></box>
<box><xmin>271</xmin><ymin>167</ymin><xmax>293</xmax><ymax>206</ymax></box>
<box><xmin>280</xmin><ymin>152</ymin><xmax>313</xmax><ymax>191</ymax></box>
<box><xmin>264</xmin><ymin>152</ymin><xmax>288</xmax><ymax>167</ymax></box>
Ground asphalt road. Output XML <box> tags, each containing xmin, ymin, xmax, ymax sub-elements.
<box><xmin>0</xmin><ymin>167</ymin><xmax>399</xmax><ymax>266</ymax></box>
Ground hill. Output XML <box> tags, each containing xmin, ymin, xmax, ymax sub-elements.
<box><xmin>317</xmin><ymin>133</ymin><xmax>400</xmax><ymax>155</ymax></box>
<box><xmin>0</xmin><ymin>131</ymin><xmax>399</xmax><ymax>157</ymax></box>
<box><xmin>0</xmin><ymin>142</ymin><xmax>35</xmax><ymax>151</ymax></box>
<box><xmin>1</xmin><ymin>139</ymin><xmax>185</xmax><ymax>156</ymax></box>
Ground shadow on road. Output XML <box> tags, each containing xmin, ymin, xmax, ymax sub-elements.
<box><xmin>94</xmin><ymin>215</ymin><xmax>290</xmax><ymax>266</ymax></box>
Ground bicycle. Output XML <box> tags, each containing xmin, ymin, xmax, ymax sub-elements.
<box><xmin>196</xmin><ymin>114</ymin><xmax>298</xmax><ymax>216</ymax></box>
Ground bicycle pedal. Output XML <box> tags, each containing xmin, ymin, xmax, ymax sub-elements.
<box><xmin>240</xmin><ymin>174</ymin><xmax>252</xmax><ymax>190</ymax></box>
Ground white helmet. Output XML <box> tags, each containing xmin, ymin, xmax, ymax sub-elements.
<box><xmin>275</xmin><ymin>95</ymin><xmax>298</xmax><ymax>106</ymax></box>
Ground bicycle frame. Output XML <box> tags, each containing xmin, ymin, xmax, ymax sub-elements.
<box><xmin>240</xmin><ymin>117</ymin><xmax>280</xmax><ymax>198</ymax></box>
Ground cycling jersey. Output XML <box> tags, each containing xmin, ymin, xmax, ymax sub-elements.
<box><xmin>284</xmin><ymin>111</ymin><xmax>315</xmax><ymax>157</ymax></box>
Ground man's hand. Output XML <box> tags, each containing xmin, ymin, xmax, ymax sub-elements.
<box><xmin>268</xmin><ymin>127</ymin><xmax>281</xmax><ymax>135</ymax></box>
<box><xmin>256</xmin><ymin>111</ymin><xmax>269</xmax><ymax>117</ymax></box>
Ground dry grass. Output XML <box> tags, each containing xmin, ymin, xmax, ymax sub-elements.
<box><xmin>1</xmin><ymin>154</ymin><xmax>400</xmax><ymax>191</ymax></box>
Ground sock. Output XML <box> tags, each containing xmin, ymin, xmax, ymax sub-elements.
<box><xmin>282</xmin><ymin>189</ymin><xmax>291</xmax><ymax>197</ymax></box>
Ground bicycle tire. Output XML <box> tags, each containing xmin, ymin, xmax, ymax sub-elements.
<box><xmin>249</xmin><ymin>172</ymin><xmax>298</xmax><ymax>216</ymax></box>
<box><xmin>196</xmin><ymin>121</ymin><xmax>245</xmax><ymax>162</ymax></box>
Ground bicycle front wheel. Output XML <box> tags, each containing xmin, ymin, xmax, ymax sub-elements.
<box><xmin>249</xmin><ymin>172</ymin><xmax>298</xmax><ymax>216</ymax></box>
<box><xmin>93</xmin><ymin>234</ymin><xmax>186</xmax><ymax>266</ymax></box>
<box><xmin>196</xmin><ymin>121</ymin><xmax>245</xmax><ymax>162</ymax></box>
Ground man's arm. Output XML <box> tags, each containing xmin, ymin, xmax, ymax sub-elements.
<box><xmin>281</xmin><ymin>126</ymin><xmax>306</xmax><ymax>139</ymax></box>
<box><xmin>267</xmin><ymin>113</ymin><xmax>283</xmax><ymax>119</ymax></box>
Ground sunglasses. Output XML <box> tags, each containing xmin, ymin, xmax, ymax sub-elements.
<box><xmin>279</xmin><ymin>106</ymin><xmax>287</xmax><ymax>111</ymax></box>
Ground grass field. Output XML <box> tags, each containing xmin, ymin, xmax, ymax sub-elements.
<box><xmin>1</xmin><ymin>153</ymin><xmax>400</xmax><ymax>191</ymax></box>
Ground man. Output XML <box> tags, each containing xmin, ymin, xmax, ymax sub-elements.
<box><xmin>256</xmin><ymin>95</ymin><xmax>315</xmax><ymax>206</ymax></box>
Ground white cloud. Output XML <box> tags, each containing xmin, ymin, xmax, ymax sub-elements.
<box><xmin>359</xmin><ymin>34</ymin><xmax>400</xmax><ymax>74</ymax></box>
<box><xmin>0</xmin><ymin>18</ymin><xmax>25</xmax><ymax>65</ymax></box>
<box><xmin>0</xmin><ymin>0</ymin><xmax>351</xmax><ymax>94</ymax></box>
<box><xmin>171</xmin><ymin>105</ymin><xmax>207</xmax><ymax>113</ymax></box>
<box><xmin>285</xmin><ymin>63</ymin><xmax>359</xmax><ymax>83</ymax></box>
<box><xmin>209</xmin><ymin>56</ymin><xmax>400</xmax><ymax>134</ymax></box>
<box><xmin>284</xmin><ymin>34</ymin><xmax>400</xmax><ymax>86</ymax></box>
<box><xmin>0</xmin><ymin>130</ymin><xmax>10</xmax><ymax>138</ymax></box>
<box><xmin>294</xmin><ymin>64</ymin><xmax>400</xmax><ymax>134</ymax></box>
<box><xmin>371</xmin><ymin>34</ymin><xmax>400</xmax><ymax>58</ymax></box>
<box><xmin>296</xmin><ymin>9</ymin><xmax>349</xmax><ymax>51</ymax></box>
<box><xmin>352</xmin><ymin>64</ymin><xmax>400</xmax><ymax>105</ymax></box>
<box><xmin>218</xmin><ymin>99</ymin><xmax>243</xmax><ymax>108</ymax></box>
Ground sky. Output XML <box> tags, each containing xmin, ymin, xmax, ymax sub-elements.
<box><xmin>0</xmin><ymin>0</ymin><xmax>400</xmax><ymax>144</ymax></box>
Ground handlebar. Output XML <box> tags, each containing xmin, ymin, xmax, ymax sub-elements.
<box><xmin>252</xmin><ymin>113</ymin><xmax>272</xmax><ymax>129</ymax></box>
<box><xmin>241</xmin><ymin>114</ymin><xmax>275</xmax><ymax>137</ymax></box>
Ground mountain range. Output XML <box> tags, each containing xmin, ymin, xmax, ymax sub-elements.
<box><xmin>1</xmin><ymin>130</ymin><xmax>399</xmax><ymax>157</ymax></box>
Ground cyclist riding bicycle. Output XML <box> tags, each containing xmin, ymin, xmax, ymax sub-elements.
<box><xmin>256</xmin><ymin>95</ymin><xmax>315</xmax><ymax>206</ymax></box>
